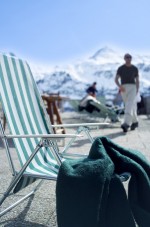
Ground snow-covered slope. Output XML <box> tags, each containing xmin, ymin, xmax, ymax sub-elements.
<box><xmin>32</xmin><ymin>47</ymin><xmax>150</xmax><ymax>99</ymax></box>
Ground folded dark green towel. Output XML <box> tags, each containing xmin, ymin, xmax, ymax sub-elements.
<box><xmin>56</xmin><ymin>137</ymin><xmax>150</xmax><ymax>227</ymax></box>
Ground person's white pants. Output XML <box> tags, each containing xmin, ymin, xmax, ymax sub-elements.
<box><xmin>121</xmin><ymin>84</ymin><xmax>138</xmax><ymax>126</ymax></box>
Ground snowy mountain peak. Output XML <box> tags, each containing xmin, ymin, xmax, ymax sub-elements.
<box><xmin>91</xmin><ymin>46</ymin><xmax>116</xmax><ymax>59</ymax></box>
<box><xmin>89</xmin><ymin>46</ymin><xmax>123</xmax><ymax>64</ymax></box>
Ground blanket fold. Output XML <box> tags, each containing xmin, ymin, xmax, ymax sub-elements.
<box><xmin>56</xmin><ymin>137</ymin><xmax>150</xmax><ymax>227</ymax></box>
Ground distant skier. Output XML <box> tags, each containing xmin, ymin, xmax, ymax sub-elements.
<box><xmin>86</xmin><ymin>82</ymin><xmax>98</xmax><ymax>97</ymax></box>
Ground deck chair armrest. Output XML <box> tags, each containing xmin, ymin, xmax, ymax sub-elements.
<box><xmin>60</xmin><ymin>152</ymin><xmax>88</xmax><ymax>158</ymax></box>
<box><xmin>0</xmin><ymin>134</ymin><xmax>83</xmax><ymax>139</ymax></box>
<box><xmin>51</xmin><ymin>122</ymin><xmax>109</xmax><ymax>128</ymax></box>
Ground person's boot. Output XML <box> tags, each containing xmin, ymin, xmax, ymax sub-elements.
<box><xmin>130</xmin><ymin>122</ymin><xmax>139</xmax><ymax>130</ymax></box>
<box><xmin>121</xmin><ymin>123</ymin><xmax>129</xmax><ymax>133</ymax></box>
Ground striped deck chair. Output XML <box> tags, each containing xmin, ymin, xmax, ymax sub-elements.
<box><xmin>0</xmin><ymin>53</ymin><xmax>129</xmax><ymax>220</ymax></box>
<box><xmin>0</xmin><ymin>53</ymin><xmax>85</xmax><ymax>217</ymax></box>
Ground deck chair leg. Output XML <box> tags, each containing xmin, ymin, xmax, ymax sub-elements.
<box><xmin>0</xmin><ymin>120</ymin><xmax>16</xmax><ymax>175</ymax></box>
<box><xmin>83</xmin><ymin>127</ymin><xmax>94</xmax><ymax>143</ymax></box>
<box><xmin>61</xmin><ymin>126</ymin><xmax>94</xmax><ymax>154</ymax></box>
<box><xmin>0</xmin><ymin>190</ymin><xmax>35</xmax><ymax>217</ymax></box>
<box><xmin>0</xmin><ymin>143</ymin><xmax>43</xmax><ymax>208</ymax></box>
<box><xmin>0</xmin><ymin>179</ymin><xmax>44</xmax><ymax>217</ymax></box>
<box><xmin>61</xmin><ymin>127</ymin><xmax>82</xmax><ymax>154</ymax></box>
<box><xmin>0</xmin><ymin>176</ymin><xmax>15</xmax><ymax>206</ymax></box>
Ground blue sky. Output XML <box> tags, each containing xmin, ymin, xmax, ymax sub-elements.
<box><xmin>0</xmin><ymin>0</ymin><xmax>150</xmax><ymax>65</ymax></box>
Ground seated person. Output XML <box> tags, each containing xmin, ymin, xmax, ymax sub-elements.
<box><xmin>79</xmin><ymin>95</ymin><xmax>119</xmax><ymax>122</ymax></box>
<box><xmin>79</xmin><ymin>95</ymin><xmax>100</xmax><ymax>113</ymax></box>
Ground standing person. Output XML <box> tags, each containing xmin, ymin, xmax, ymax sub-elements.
<box><xmin>115</xmin><ymin>53</ymin><xmax>140</xmax><ymax>132</ymax></box>
<box><xmin>86</xmin><ymin>82</ymin><xmax>98</xmax><ymax>97</ymax></box>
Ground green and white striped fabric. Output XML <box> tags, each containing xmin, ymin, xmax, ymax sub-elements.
<box><xmin>0</xmin><ymin>54</ymin><xmax>60</xmax><ymax>191</ymax></box>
